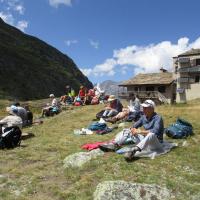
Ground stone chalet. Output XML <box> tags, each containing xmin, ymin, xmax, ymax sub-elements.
<box><xmin>118</xmin><ymin>69</ymin><xmax>176</xmax><ymax>104</ymax></box>
<box><xmin>173</xmin><ymin>48</ymin><xmax>200</xmax><ymax>103</ymax></box>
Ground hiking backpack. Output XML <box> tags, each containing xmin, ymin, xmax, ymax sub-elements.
<box><xmin>0</xmin><ymin>126</ymin><xmax>22</xmax><ymax>149</ymax></box>
<box><xmin>164</xmin><ymin>118</ymin><xmax>193</xmax><ymax>139</ymax></box>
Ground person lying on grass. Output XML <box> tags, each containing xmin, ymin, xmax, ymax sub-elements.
<box><xmin>100</xmin><ymin>99</ymin><xmax>164</xmax><ymax>161</ymax></box>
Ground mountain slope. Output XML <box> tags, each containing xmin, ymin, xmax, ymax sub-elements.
<box><xmin>0</xmin><ymin>17</ymin><xmax>93</xmax><ymax>100</ymax></box>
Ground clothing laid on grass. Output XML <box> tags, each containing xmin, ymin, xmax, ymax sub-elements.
<box><xmin>81</xmin><ymin>142</ymin><xmax>107</xmax><ymax>151</ymax></box>
<box><xmin>0</xmin><ymin>115</ymin><xmax>23</xmax><ymax>129</ymax></box>
<box><xmin>116</xmin><ymin>141</ymin><xmax>177</xmax><ymax>159</ymax></box>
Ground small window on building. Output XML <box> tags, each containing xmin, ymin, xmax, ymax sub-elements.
<box><xmin>158</xmin><ymin>86</ymin><xmax>166</xmax><ymax>93</ymax></box>
<box><xmin>196</xmin><ymin>59</ymin><xmax>200</xmax><ymax>66</ymax></box>
<box><xmin>134</xmin><ymin>87</ymin><xmax>139</xmax><ymax>91</ymax></box>
<box><xmin>195</xmin><ymin>75</ymin><xmax>200</xmax><ymax>83</ymax></box>
<box><xmin>146</xmin><ymin>86</ymin><xmax>154</xmax><ymax>91</ymax></box>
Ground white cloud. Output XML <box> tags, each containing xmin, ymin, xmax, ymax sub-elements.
<box><xmin>84</xmin><ymin>36</ymin><xmax>200</xmax><ymax>78</ymax></box>
<box><xmin>93</xmin><ymin>59</ymin><xmax>116</xmax><ymax>76</ymax></box>
<box><xmin>113</xmin><ymin>37</ymin><xmax>192</xmax><ymax>74</ymax></box>
<box><xmin>64</xmin><ymin>39</ymin><xmax>78</xmax><ymax>46</ymax></box>
<box><xmin>81</xmin><ymin>59</ymin><xmax>116</xmax><ymax>78</ymax></box>
<box><xmin>89</xmin><ymin>39</ymin><xmax>99</xmax><ymax>49</ymax></box>
<box><xmin>14</xmin><ymin>4</ymin><xmax>24</xmax><ymax>14</ymax></box>
<box><xmin>49</xmin><ymin>0</ymin><xmax>72</xmax><ymax>8</ymax></box>
<box><xmin>6</xmin><ymin>0</ymin><xmax>25</xmax><ymax>15</ymax></box>
<box><xmin>16</xmin><ymin>20</ymin><xmax>28</xmax><ymax>31</ymax></box>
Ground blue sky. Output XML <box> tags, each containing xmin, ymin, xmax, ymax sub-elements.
<box><xmin>1</xmin><ymin>0</ymin><xmax>200</xmax><ymax>84</ymax></box>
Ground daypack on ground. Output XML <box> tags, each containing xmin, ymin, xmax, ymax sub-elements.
<box><xmin>0</xmin><ymin>126</ymin><xmax>22</xmax><ymax>149</ymax></box>
<box><xmin>164</xmin><ymin>118</ymin><xmax>193</xmax><ymax>139</ymax></box>
<box><xmin>88</xmin><ymin>122</ymin><xmax>107</xmax><ymax>131</ymax></box>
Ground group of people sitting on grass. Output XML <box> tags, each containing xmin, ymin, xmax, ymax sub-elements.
<box><xmin>40</xmin><ymin>84</ymin><xmax>107</xmax><ymax>118</ymax></box>
<box><xmin>96</xmin><ymin>94</ymin><xmax>142</xmax><ymax>123</ymax></box>
<box><xmin>60</xmin><ymin>85</ymin><xmax>107</xmax><ymax>106</ymax></box>
<box><xmin>0</xmin><ymin>102</ymin><xmax>33</xmax><ymax>129</ymax></box>
<box><xmin>93</xmin><ymin>94</ymin><xmax>164</xmax><ymax>161</ymax></box>
<box><xmin>0</xmin><ymin>87</ymin><xmax>166</xmax><ymax>161</ymax></box>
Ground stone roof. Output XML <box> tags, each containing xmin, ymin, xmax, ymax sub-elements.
<box><xmin>119</xmin><ymin>72</ymin><xmax>174</xmax><ymax>86</ymax></box>
<box><xmin>178</xmin><ymin>48</ymin><xmax>200</xmax><ymax>57</ymax></box>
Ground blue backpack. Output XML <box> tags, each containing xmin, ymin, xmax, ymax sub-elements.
<box><xmin>88</xmin><ymin>122</ymin><xmax>107</xmax><ymax>131</ymax></box>
<box><xmin>164</xmin><ymin>118</ymin><xmax>193</xmax><ymax>139</ymax></box>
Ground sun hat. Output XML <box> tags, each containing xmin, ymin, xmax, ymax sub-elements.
<box><xmin>107</xmin><ymin>95</ymin><xmax>116</xmax><ymax>102</ymax></box>
<box><xmin>49</xmin><ymin>94</ymin><xmax>55</xmax><ymax>98</ymax></box>
<box><xmin>141</xmin><ymin>99</ymin><xmax>155</xmax><ymax>108</ymax></box>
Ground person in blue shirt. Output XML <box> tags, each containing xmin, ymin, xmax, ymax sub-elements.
<box><xmin>100</xmin><ymin>99</ymin><xmax>164</xmax><ymax>161</ymax></box>
<box><xmin>124</xmin><ymin>99</ymin><xmax>164</xmax><ymax>161</ymax></box>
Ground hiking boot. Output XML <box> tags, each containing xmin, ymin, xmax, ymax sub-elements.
<box><xmin>99</xmin><ymin>143</ymin><xmax>120</xmax><ymax>152</ymax></box>
<box><xmin>124</xmin><ymin>147</ymin><xmax>140</xmax><ymax>161</ymax></box>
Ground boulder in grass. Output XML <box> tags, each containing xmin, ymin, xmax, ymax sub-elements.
<box><xmin>94</xmin><ymin>181</ymin><xmax>172</xmax><ymax>200</ymax></box>
<box><xmin>63</xmin><ymin>149</ymin><xmax>104</xmax><ymax>168</ymax></box>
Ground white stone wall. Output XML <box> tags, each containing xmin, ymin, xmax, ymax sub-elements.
<box><xmin>185</xmin><ymin>83</ymin><xmax>200</xmax><ymax>100</ymax></box>
<box><xmin>174</xmin><ymin>54</ymin><xmax>200</xmax><ymax>103</ymax></box>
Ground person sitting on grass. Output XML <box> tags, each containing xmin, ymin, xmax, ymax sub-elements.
<box><xmin>102</xmin><ymin>95</ymin><xmax>123</xmax><ymax>118</ymax></box>
<box><xmin>100</xmin><ymin>99</ymin><xmax>164</xmax><ymax>161</ymax></box>
<box><xmin>13</xmin><ymin>102</ymin><xmax>28</xmax><ymax>127</ymax></box>
<box><xmin>66</xmin><ymin>85</ymin><xmax>75</xmax><ymax>104</ymax></box>
<box><xmin>0</xmin><ymin>106</ymin><xmax>22</xmax><ymax>129</ymax></box>
<box><xmin>24</xmin><ymin>105</ymin><xmax>33</xmax><ymax>126</ymax></box>
<box><xmin>106</xmin><ymin>94</ymin><xmax>141</xmax><ymax>123</ymax></box>
<box><xmin>41</xmin><ymin>94</ymin><xmax>59</xmax><ymax>117</ymax></box>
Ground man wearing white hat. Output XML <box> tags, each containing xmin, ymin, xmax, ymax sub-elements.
<box><xmin>124</xmin><ymin>99</ymin><xmax>164</xmax><ymax>161</ymax></box>
<box><xmin>100</xmin><ymin>99</ymin><xmax>164</xmax><ymax>160</ymax></box>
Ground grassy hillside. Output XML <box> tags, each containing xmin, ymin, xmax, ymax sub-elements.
<box><xmin>0</xmin><ymin>18</ymin><xmax>93</xmax><ymax>100</ymax></box>
<box><xmin>0</xmin><ymin>100</ymin><xmax>200</xmax><ymax>200</ymax></box>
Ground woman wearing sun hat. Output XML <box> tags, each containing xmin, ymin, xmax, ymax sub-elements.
<box><xmin>102</xmin><ymin>95</ymin><xmax>123</xmax><ymax>118</ymax></box>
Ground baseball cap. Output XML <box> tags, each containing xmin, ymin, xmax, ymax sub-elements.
<box><xmin>141</xmin><ymin>99</ymin><xmax>155</xmax><ymax>108</ymax></box>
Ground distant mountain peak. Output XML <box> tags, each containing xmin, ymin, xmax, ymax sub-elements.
<box><xmin>99</xmin><ymin>80</ymin><xmax>120</xmax><ymax>96</ymax></box>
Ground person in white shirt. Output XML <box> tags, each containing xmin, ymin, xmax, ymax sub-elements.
<box><xmin>41</xmin><ymin>94</ymin><xmax>59</xmax><ymax>117</ymax></box>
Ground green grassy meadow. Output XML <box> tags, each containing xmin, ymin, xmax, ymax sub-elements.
<box><xmin>0</xmin><ymin>99</ymin><xmax>200</xmax><ymax>200</ymax></box>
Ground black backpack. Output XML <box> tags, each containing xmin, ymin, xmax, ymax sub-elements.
<box><xmin>0</xmin><ymin>126</ymin><xmax>22</xmax><ymax>149</ymax></box>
